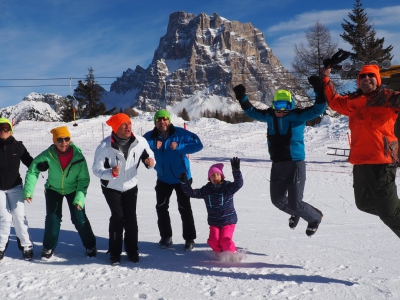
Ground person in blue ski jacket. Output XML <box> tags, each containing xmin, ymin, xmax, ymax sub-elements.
<box><xmin>180</xmin><ymin>158</ymin><xmax>243</xmax><ymax>256</ymax></box>
<box><xmin>143</xmin><ymin>109</ymin><xmax>203</xmax><ymax>250</ymax></box>
<box><xmin>233</xmin><ymin>84</ymin><xmax>326</xmax><ymax>236</ymax></box>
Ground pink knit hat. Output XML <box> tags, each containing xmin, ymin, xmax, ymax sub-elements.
<box><xmin>208</xmin><ymin>163</ymin><xmax>224</xmax><ymax>180</ymax></box>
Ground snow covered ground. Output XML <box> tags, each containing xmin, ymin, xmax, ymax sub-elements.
<box><xmin>1</xmin><ymin>114</ymin><xmax>400</xmax><ymax>299</ymax></box>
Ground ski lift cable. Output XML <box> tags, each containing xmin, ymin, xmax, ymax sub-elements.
<box><xmin>0</xmin><ymin>76</ymin><xmax>117</xmax><ymax>81</ymax></box>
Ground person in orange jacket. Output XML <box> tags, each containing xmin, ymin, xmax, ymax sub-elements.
<box><xmin>314</xmin><ymin>64</ymin><xmax>400</xmax><ymax>238</ymax></box>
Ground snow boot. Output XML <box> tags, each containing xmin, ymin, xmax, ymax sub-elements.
<box><xmin>159</xmin><ymin>237</ymin><xmax>172</xmax><ymax>249</ymax></box>
<box><xmin>184</xmin><ymin>239</ymin><xmax>195</xmax><ymax>251</ymax></box>
<box><xmin>289</xmin><ymin>215</ymin><xmax>300</xmax><ymax>229</ymax></box>
<box><xmin>86</xmin><ymin>246</ymin><xmax>97</xmax><ymax>258</ymax></box>
<box><xmin>23</xmin><ymin>246</ymin><xmax>34</xmax><ymax>261</ymax></box>
<box><xmin>127</xmin><ymin>252</ymin><xmax>139</xmax><ymax>263</ymax></box>
<box><xmin>306</xmin><ymin>206</ymin><xmax>323</xmax><ymax>237</ymax></box>
<box><xmin>110</xmin><ymin>254</ymin><xmax>121</xmax><ymax>266</ymax></box>
<box><xmin>41</xmin><ymin>248</ymin><xmax>54</xmax><ymax>260</ymax></box>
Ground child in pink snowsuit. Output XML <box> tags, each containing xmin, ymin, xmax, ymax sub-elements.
<box><xmin>180</xmin><ymin>157</ymin><xmax>243</xmax><ymax>254</ymax></box>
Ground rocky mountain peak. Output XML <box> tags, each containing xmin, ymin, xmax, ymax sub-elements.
<box><xmin>4</xmin><ymin>11</ymin><xmax>305</xmax><ymax>121</ymax></box>
<box><xmin>109</xmin><ymin>11</ymin><xmax>301</xmax><ymax>114</ymax></box>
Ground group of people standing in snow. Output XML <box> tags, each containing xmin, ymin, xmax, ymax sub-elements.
<box><xmin>1</xmin><ymin>62</ymin><xmax>400</xmax><ymax>265</ymax></box>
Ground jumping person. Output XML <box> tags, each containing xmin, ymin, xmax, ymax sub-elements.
<box><xmin>318</xmin><ymin>64</ymin><xmax>400</xmax><ymax>238</ymax></box>
<box><xmin>233</xmin><ymin>86</ymin><xmax>326</xmax><ymax>236</ymax></box>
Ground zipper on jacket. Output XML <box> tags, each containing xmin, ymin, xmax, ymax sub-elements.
<box><xmin>49</xmin><ymin>150</ymin><xmax>66</xmax><ymax>194</ymax></box>
<box><xmin>66</xmin><ymin>158</ymin><xmax>84</xmax><ymax>178</ymax></box>
<box><xmin>279</xmin><ymin>118</ymin><xmax>284</xmax><ymax>131</ymax></box>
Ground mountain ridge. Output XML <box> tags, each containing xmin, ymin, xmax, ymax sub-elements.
<box><xmin>1</xmin><ymin>11</ymin><xmax>304</xmax><ymax>121</ymax></box>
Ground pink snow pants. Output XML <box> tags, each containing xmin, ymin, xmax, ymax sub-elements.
<box><xmin>207</xmin><ymin>224</ymin><xmax>236</xmax><ymax>252</ymax></box>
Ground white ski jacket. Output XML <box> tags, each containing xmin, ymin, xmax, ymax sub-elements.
<box><xmin>92</xmin><ymin>134</ymin><xmax>155</xmax><ymax>192</ymax></box>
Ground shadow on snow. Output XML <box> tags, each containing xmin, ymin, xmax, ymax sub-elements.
<box><xmin>5</xmin><ymin>227</ymin><xmax>355</xmax><ymax>286</ymax></box>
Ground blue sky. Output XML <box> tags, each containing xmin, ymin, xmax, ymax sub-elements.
<box><xmin>1</xmin><ymin>0</ymin><xmax>399</xmax><ymax>107</ymax></box>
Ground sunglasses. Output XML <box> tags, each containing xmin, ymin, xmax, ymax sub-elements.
<box><xmin>359</xmin><ymin>73</ymin><xmax>375</xmax><ymax>80</ymax></box>
<box><xmin>0</xmin><ymin>124</ymin><xmax>11</xmax><ymax>132</ymax></box>
<box><xmin>56</xmin><ymin>137</ymin><xmax>71</xmax><ymax>143</ymax></box>
<box><xmin>156</xmin><ymin>117</ymin><xmax>169</xmax><ymax>122</ymax></box>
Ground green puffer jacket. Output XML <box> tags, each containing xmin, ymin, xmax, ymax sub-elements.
<box><xmin>24</xmin><ymin>143</ymin><xmax>90</xmax><ymax>208</ymax></box>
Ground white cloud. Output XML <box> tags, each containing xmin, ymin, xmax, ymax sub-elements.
<box><xmin>367</xmin><ymin>6</ymin><xmax>400</xmax><ymax>26</ymax></box>
<box><xmin>265</xmin><ymin>6</ymin><xmax>400</xmax><ymax>70</ymax></box>
<box><xmin>266</xmin><ymin>10</ymin><xmax>349</xmax><ymax>34</ymax></box>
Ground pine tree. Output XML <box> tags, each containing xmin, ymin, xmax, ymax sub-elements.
<box><xmin>341</xmin><ymin>0</ymin><xmax>393</xmax><ymax>64</ymax></box>
<box><xmin>59</xmin><ymin>96</ymin><xmax>75</xmax><ymax>122</ymax></box>
<box><xmin>178</xmin><ymin>108</ymin><xmax>190</xmax><ymax>121</ymax></box>
<box><xmin>73</xmin><ymin>67</ymin><xmax>116</xmax><ymax>118</ymax></box>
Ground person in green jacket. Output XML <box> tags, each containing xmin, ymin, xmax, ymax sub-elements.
<box><xmin>24</xmin><ymin>126</ymin><xmax>96</xmax><ymax>260</ymax></box>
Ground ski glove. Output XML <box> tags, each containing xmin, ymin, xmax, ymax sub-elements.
<box><xmin>230</xmin><ymin>157</ymin><xmax>240</xmax><ymax>171</ymax></box>
<box><xmin>308</xmin><ymin>76</ymin><xmax>326</xmax><ymax>104</ymax></box>
<box><xmin>233</xmin><ymin>84</ymin><xmax>246</xmax><ymax>101</ymax></box>
<box><xmin>36</xmin><ymin>161</ymin><xmax>49</xmax><ymax>172</ymax></box>
<box><xmin>323</xmin><ymin>49</ymin><xmax>351</xmax><ymax>69</ymax></box>
<box><xmin>179</xmin><ymin>172</ymin><xmax>188</xmax><ymax>184</ymax></box>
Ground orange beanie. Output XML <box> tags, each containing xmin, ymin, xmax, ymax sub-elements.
<box><xmin>50</xmin><ymin>126</ymin><xmax>71</xmax><ymax>142</ymax></box>
<box><xmin>358</xmin><ymin>64</ymin><xmax>381</xmax><ymax>87</ymax></box>
<box><xmin>106</xmin><ymin>113</ymin><xmax>131</xmax><ymax>133</ymax></box>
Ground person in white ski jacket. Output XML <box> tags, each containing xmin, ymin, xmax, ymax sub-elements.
<box><xmin>92</xmin><ymin>113</ymin><xmax>155</xmax><ymax>265</ymax></box>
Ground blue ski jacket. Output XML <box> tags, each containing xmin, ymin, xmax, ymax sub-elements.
<box><xmin>143</xmin><ymin>124</ymin><xmax>203</xmax><ymax>184</ymax></box>
<box><xmin>238</xmin><ymin>95</ymin><xmax>326</xmax><ymax>162</ymax></box>
<box><xmin>181</xmin><ymin>170</ymin><xmax>243</xmax><ymax>226</ymax></box>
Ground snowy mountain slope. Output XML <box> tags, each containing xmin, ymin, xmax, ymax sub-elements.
<box><xmin>1</xmin><ymin>115</ymin><xmax>400</xmax><ymax>299</ymax></box>
<box><xmin>0</xmin><ymin>100</ymin><xmax>61</xmax><ymax>122</ymax></box>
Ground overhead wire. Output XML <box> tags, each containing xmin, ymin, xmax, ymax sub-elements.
<box><xmin>0</xmin><ymin>84</ymin><xmax>112</xmax><ymax>88</ymax></box>
<box><xmin>0</xmin><ymin>72</ymin><xmax>345</xmax><ymax>89</ymax></box>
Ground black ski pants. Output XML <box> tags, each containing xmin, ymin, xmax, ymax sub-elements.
<box><xmin>102</xmin><ymin>186</ymin><xmax>138</xmax><ymax>255</ymax></box>
<box><xmin>155</xmin><ymin>180</ymin><xmax>196</xmax><ymax>241</ymax></box>
<box><xmin>353</xmin><ymin>164</ymin><xmax>400</xmax><ymax>238</ymax></box>
<box><xmin>270</xmin><ymin>160</ymin><xmax>322</xmax><ymax>223</ymax></box>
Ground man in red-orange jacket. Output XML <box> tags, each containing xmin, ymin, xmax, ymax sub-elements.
<box><xmin>318</xmin><ymin>64</ymin><xmax>400</xmax><ymax>238</ymax></box>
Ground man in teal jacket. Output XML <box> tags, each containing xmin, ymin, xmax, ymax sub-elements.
<box><xmin>24</xmin><ymin>126</ymin><xmax>96</xmax><ymax>259</ymax></box>
<box><xmin>233</xmin><ymin>85</ymin><xmax>326</xmax><ymax>236</ymax></box>
<box><xmin>143</xmin><ymin>109</ymin><xmax>203</xmax><ymax>251</ymax></box>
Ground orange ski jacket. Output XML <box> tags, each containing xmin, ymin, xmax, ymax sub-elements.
<box><xmin>323</xmin><ymin>76</ymin><xmax>400</xmax><ymax>165</ymax></box>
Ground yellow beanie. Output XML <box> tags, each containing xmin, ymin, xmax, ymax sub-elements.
<box><xmin>50</xmin><ymin>126</ymin><xmax>71</xmax><ymax>142</ymax></box>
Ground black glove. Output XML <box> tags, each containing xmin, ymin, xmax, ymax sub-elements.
<box><xmin>308</xmin><ymin>76</ymin><xmax>326</xmax><ymax>104</ymax></box>
<box><xmin>230</xmin><ymin>157</ymin><xmax>240</xmax><ymax>171</ymax></box>
<box><xmin>36</xmin><ymin>161</ymin><xmax>49</xmax><ymax>172</ymax></box>
<box><xmin>179</xmin><ymin>172</ymin><xmax>188</xmax><ymax>184</ymax></box>
<box><xmin>233</xmin><ymin>84</ymin><xmax>246</xmax><ymax>101</ymax></box>
<box><xmin>323</xmin><ymin>49</ymin><xmax>351</xmax><ymax>69</ymax></box>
